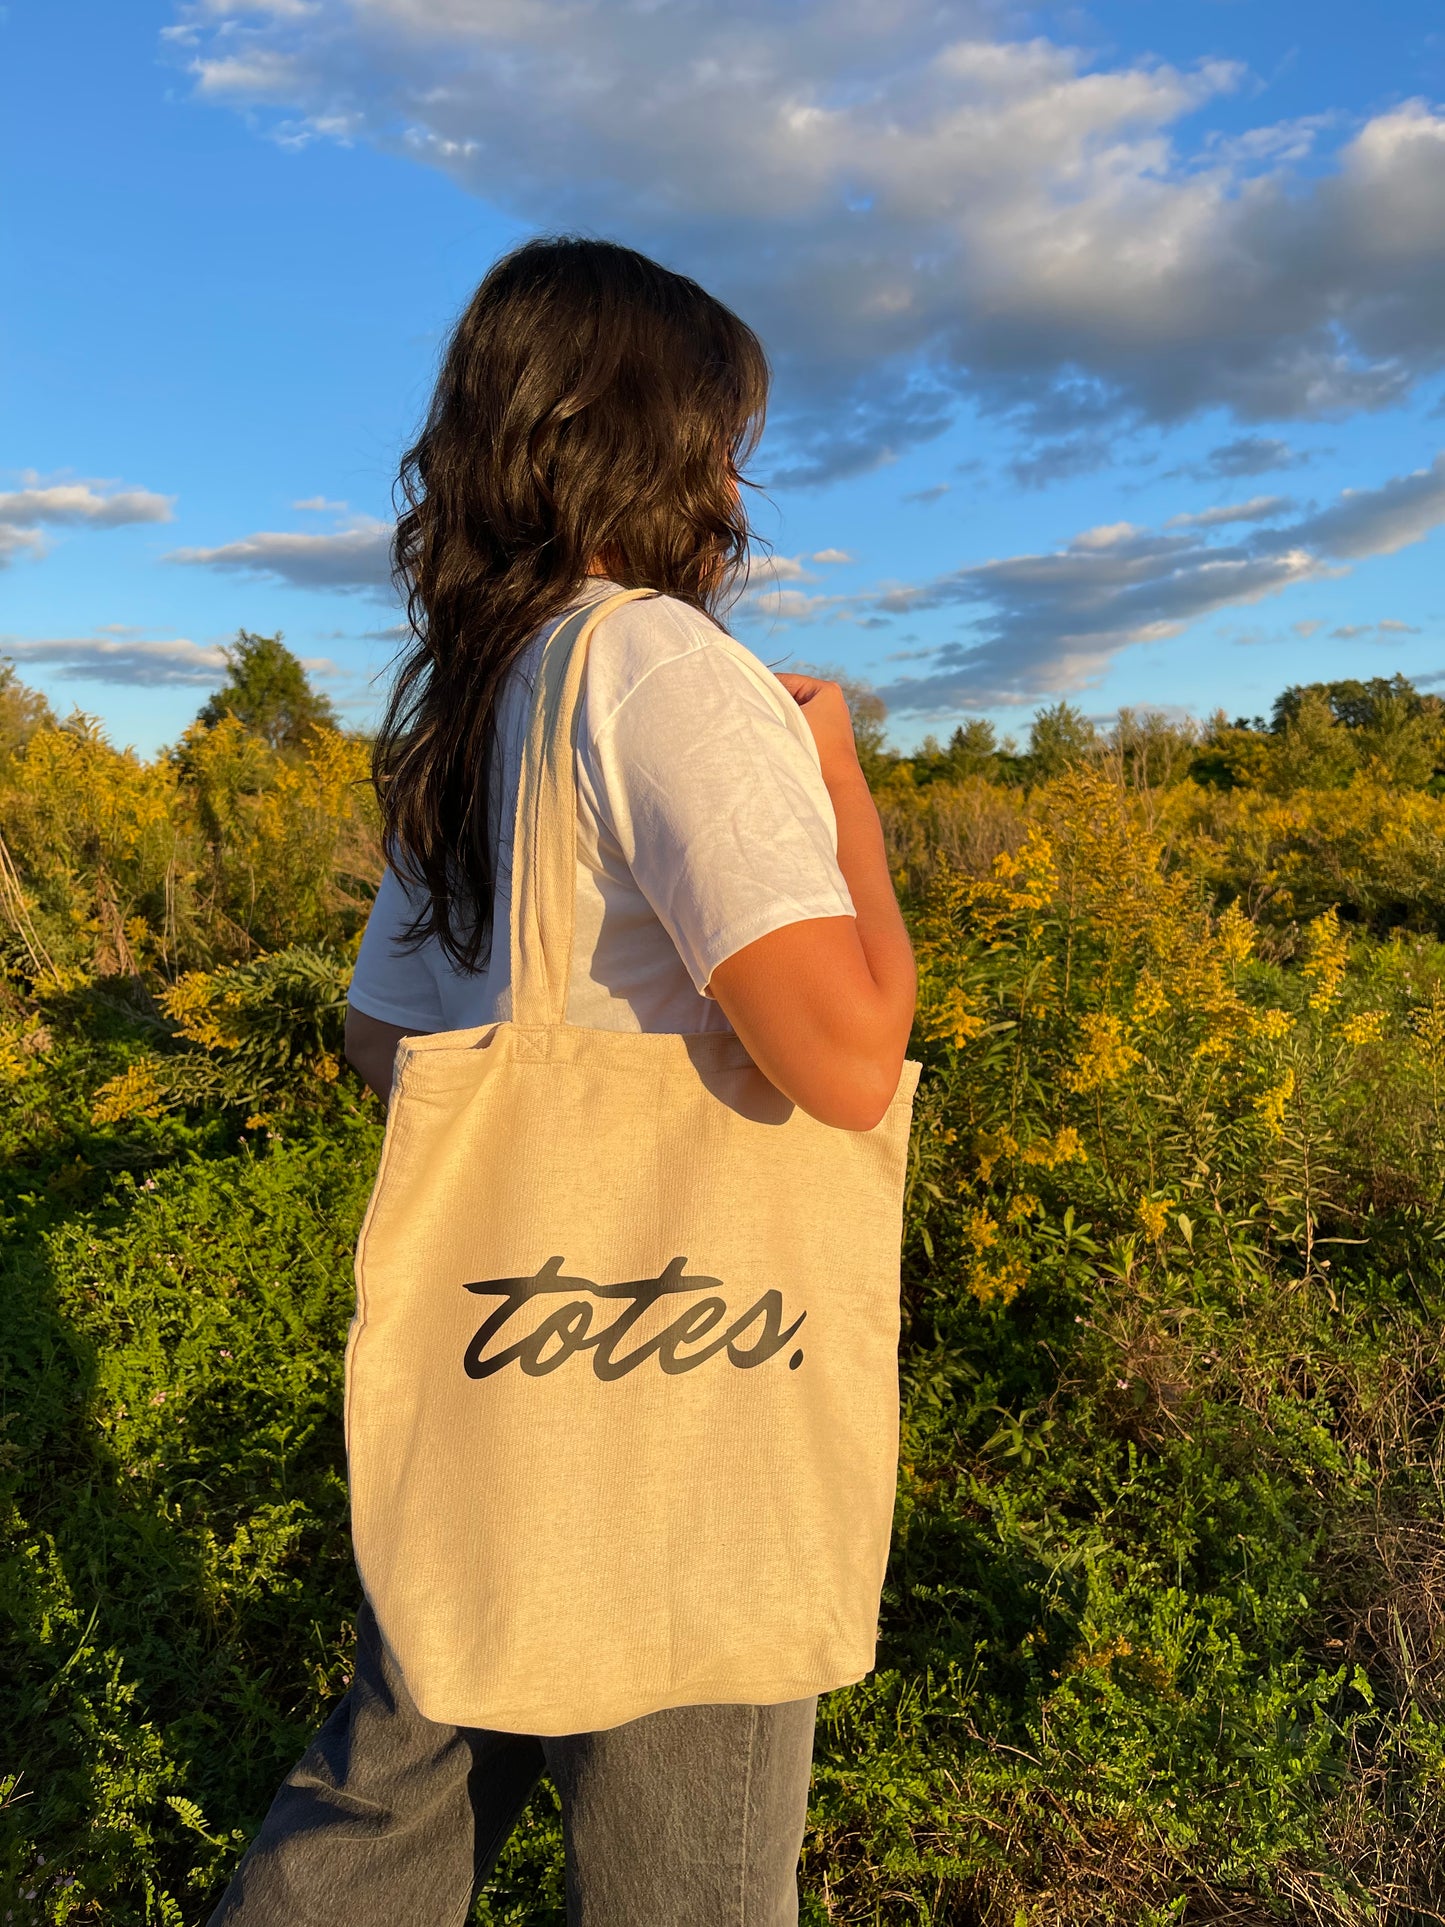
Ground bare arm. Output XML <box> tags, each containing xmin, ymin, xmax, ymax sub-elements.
<box><xmin>707</xmin><ymin>676</ymin><xmax>916</xmax><ymax>1132</ymax></box>
<box><xmin>344</xmin><ymin>1007</ymin><xmax>414</xmax><ymax>1107</ymax></box>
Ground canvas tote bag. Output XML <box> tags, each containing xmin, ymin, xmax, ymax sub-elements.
<box><xmin>345</xmin><ymin>587</ymin><xmax>922</xmax><ymax>1735</ymax></box>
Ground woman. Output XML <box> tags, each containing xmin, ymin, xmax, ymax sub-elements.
<box><xmin>211</xmin><ymin>235</ymin><xmax>916</xmax><ymax>1925</ymax></box>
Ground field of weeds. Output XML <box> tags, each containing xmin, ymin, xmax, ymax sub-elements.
<box><xmin>4</xmin><ymin>657</ymin><xmax>1445</xmax><ymax>1923</ymax></box>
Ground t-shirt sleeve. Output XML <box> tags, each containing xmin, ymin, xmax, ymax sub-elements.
<box><xmin>585</xmin><ymin>635</ymin><xmax>857</xmax><ymax>997</ymax></box>
<box><xmin>347</xmin><ymin>865</ymin><xmax>449</xmax><ymax>1032</ymax></box>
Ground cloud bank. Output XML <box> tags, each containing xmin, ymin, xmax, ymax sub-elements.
<box><xmin>168</xmin><ymin>2</ymin><xmax>1445</xmax><ymax>480</ymax></box>
<box><xmin>853</xmin><ymin>452</ymin><xmax>1445</xmax><ymax>712</ymax></box>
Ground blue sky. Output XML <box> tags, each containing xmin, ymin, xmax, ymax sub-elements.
<box><xmin>4</xmin><ymin>0</ymin><xmax>1444</xmax><ymax>754</ymax></box>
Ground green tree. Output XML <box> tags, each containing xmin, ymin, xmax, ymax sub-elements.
<box><xmin>1273</xmin><ymin>672</ymin><xmax>1424</xmax><ymax>734</ymax></box>
<box><xmin>943</xmin><ymin>717</ymin><xmax>1000</xmax><ymax>781</ymax></box>
<box><xmin>1355</xmin><ymin>688</ymin><xmax>1441</xmax><ymax>788</ymax></box>
<box><xmin>1109</xmin><ymin>705</ymin><xmax>1199</xmax><ymax>791</ymax></box>
<box><xmin>1268</xmin><ymin>688</ymin><xmax>1359</xmax><ymax>792</ymax></box>
<box><xmin>794</xmin><ymin>664</ymin><xmax>893</xmax><ymax>785</ymax></box>
<box><xmin>197</xmin><ymin>631</ymin><xmax>338</xmax><ymax>752</ymax></box>
<box><xmin>841</xmin><ymin>678</ymin><xmax>889</xmax><ymax>773</ymax></box>
<box><xmin>1026</xmin><ymin>700</ymin><xmax>1099</xmax><ymax>782</ymax></box>
<box><xmin>1189</xmin><ymin>711</ymin><xmax>1274</xmax><ymax>790</ymax></box>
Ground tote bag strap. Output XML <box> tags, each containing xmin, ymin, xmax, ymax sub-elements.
<box><xmin>510</xmin><ymin>587</ymin><xmax>657</xmax><ymax>1029</ymax></box>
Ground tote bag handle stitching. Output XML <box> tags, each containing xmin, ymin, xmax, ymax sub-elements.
<box><xmin>509</xmin><ymin>587</ymin><xmax>657</xmax><ymax>1030</ymax></box>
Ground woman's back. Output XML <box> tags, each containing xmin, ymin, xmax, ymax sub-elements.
<box><xmin>349</xmin><ymin>579</ymin><xmax>856</xmax><ymax>1039</ymax></box>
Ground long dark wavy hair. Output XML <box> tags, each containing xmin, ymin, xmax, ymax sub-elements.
<box><xmin>374</xmin><ymin>235</ymin><xmax>770</xmax><ymax>971</ymax></box>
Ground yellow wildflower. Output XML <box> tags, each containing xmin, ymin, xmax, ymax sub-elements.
<box><xmin>965</xmin><ymin>1209</ymin><xmax>1000</xmax><ymax>1251</ymax></box>
<box><xmin>924</xmin><ymin>984</ymin><xmax>990</xmax><ymax>1051</ymax></box>
<box><xmin>1302</xmin><ymin>907</ymin><xmax>1349</xmax><ymax>1012</ymax></box>
<box><xmin>1131</xmin><ymin>970</ymin><xmax>1169</xmax><ymax>1024</ymax></box>
<box><xmin>1255</xmin><ymin>1067</ymin><xmax>1295</xmax><ymax>1135</ymax></box>
<box><xmin>161</xmin><ymin>971</ymin><xmax>241</xmax><ymax>1050</ymax></box>
<box><xmin>0</xmin><ymin>1027</ymin><xmax>32</xmax><ymax>1087</ymax></box>
<box><xmin>1063</xmin><ymin>1011</ymin><xmax>1141</xmax><ymax>1092</ymax></box>
<box><xmin>91</xmin><ymin>1062</ymin><xmax>167</xmax><ymax>1126</ymax></box>
<box><xmin>1007</xmin><ymin>1192</ymin><xmax>1040</xmax><ymax>1223</ymax></box>
<box><xmin>1192</xmin><ymin>1033</ymin><xmax>1233</xmax><ymax>1061</ymax></box>
<box><xmin>1136</xmin><ymin>1196</ymin><xmax>1170</xmax><ymax>1242</ymax></box>
<box><xmin>974</xmin><ymin>1127</ymin><xmax>1019</xmax><ymax>1182</ymax></box>
<box><xmin>966</xmin><ymin>1256</ymin><xmax>1030</xmax><ymax>1308</ymax></box>
<box><xmin>1216</xmin><ymin>901</ymin><xmax>1255</xmax><ymax>968</ymax></box>
<box><xmin>1020</xmin><ymin>1124</ymin><xmax>1088</xmax><ymax>1169</ymax></box>
<box><xmin>1248</xmin><ymin>1007</ymin><xmax>1293</xmax><ymax>1041</ymax></box>
<box><xmin>1340</xmin><ymin>1010</ymin><xmax>1385</xmax><ymax>1047</ymax></box>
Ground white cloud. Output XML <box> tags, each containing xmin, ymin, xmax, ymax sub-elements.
<box><xmin>749</xmin><ymin>587</ymin><xmax>848</xmax><ymax>623</ymax></box>
<box><xmin>1</xmin><ymin>635</ymin><xmax>228</xmax><ymax>686</ymax></box>
<box><xmin>748</xmin><ymin>552</ymin><xmax>815</xmax><ymax>587</ymax></box>
<box><xmin>169</xmin><ymin>4</ymin><xmax>1445</xmax><ymax>480</ymax></box>
<box><xmin>811</xmin><ymin>549</ymin><xmax>854</xmax><ymax>565</ymax></box>
<box><xmin>167</xmin><ymin>514</ymin><xmax>394</xmax><ymax>592</ymax></box>
<box><xmin>1165</xmin><ymin>495</ymin><xmax>1295</xmax><ymax>529</ymax></box>
<box><xmin>0</xmin><ymin>527</ymin><xmax>47</xmax><ymax>569</ymax></box>
<box><xmin>293</xmin><ymin>494</ymin><xmax>349</xmax><ymax>512</ymax></box>
<box><xmin>858</xmin><ymin>449</ymin><xmax>1445</xmax><ymax>712</ymax></box>
<box><xmin>1330</xmin><ymin>619</ymin><xmax>1423</xmax><ymax>642</ymax></box>
<box><xmin>0</xmin><ymin>481</ymin><xmax>175</xmax><ymax>528</ymax></box>
<box><xmin>1290</xmin><ymin>452</ymin><xmax>1445</xmax><ymax>559</ymax></box>
<box><xmin>0</xmin><ymin>477</ymin><xmax>175</xmax><ymax>568</ymax></box>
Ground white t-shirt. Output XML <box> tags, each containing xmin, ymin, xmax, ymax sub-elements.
<box><xmin>347</xmin><ymin>579</ymin><xmax>856</xmax><ymax>1037</ymax></box>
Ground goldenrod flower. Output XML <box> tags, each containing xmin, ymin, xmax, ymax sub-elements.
<box><xmin>1216</xmin><ymin>901</ymin><xmax>1255</xmax><ymax>968</ymax></box>
<box><xmin>1254</xmin><ymin>1067</ymin><xmax>1295</xmax><ymax>1134</ymax></box>
<box><xmin>91</xmin><ymin>1063</ymin><xmax>167</xmax><ymax>1126</ymax></box>
<box><xmin>965</xmin><ymin>1209</ymin><xmax>999</xmax><ymax>1251</ymax></box>
<box><xmin>1249</xmin><ymin>1007</ymin><xmax>1293</xmax><ymax>1041</ymax></box>
<box><xmin>1136</xmin><ymin>1195</ymin><xmax>1170</xmax><ymax>1242</ymax></box>
<box><xmin>1132</xmin><ymin>970</ymin><xmax>1169</xmax><ymax>1024</ymax></box>
<box><xmin>1340</xmin><ymin>1010</ymin><xmax>1386</xmax><ymax>1047</ymax></box>
<box><xmin>1302</xmin><ymin>907</ymin><xmax>1349</xmax><ymax>1012</ymax></box>
<box><xmin>974</xmin><ymin>1127</ymin><xmax>1019</xmax><ymax>1182</ymax></box>
<box><xmin>924</xmin><ymin>984</ymin><xmax>990</xmax><ymax>1050</ymax></box>
<box><xmin>161</xmin><ymin>971</ymin><xmax>240</xmax><ymax>1050</ymax></box>
<box><xmin>1063</xmin><ymin>1011</ymin><xmax>1141</xmax><ymax>1092</ymax></box>
<box><xmin>966</xmin><ymin>1256</ymin><xmax>1030</xmax><ymax>1307</ymax></box>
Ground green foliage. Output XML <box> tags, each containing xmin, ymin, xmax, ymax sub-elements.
<box><xmin>0</xmin><ymin>659</ymin><xmax>56</xmax><ymax>764</ymax></box>
<box><xmin>196</xmin><ymin>632</ymin><xmax>339</xmax><ymax>753</ymax></box>
<box><xmin>4</xmin><ymin>666</ymin><xmax>1445</xmax><ymax>1921</ymax></box>
<box><xmin>1269</xmin><ymin>690</ymin><xmax>1361</xmax><ymax>794</ymax></box>
<box><xmin>1026</xmin><ymin>701</ymin><xmax>1101</xmax><ymax>783</ymax></box>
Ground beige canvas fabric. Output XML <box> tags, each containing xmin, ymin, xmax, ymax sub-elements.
<box><xmin>345</xmin><ymin>588</ymin><xmax>922</xmax><ymax>1736</ymax></box>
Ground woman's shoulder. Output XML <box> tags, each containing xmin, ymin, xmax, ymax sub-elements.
<box><xmin>584</xmin><ymin>589</ymin><xmax>788</xmax><ymax>735</ymax></box>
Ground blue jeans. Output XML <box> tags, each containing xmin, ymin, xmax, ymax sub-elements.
<box><xmin>208</xmin><ymin>1600</ymin><xmax>818</xmax><ymax>1925</ymax></box>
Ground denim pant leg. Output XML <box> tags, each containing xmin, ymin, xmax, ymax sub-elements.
<box><xmin>544</xmin><ymin>1697</ymin><xmax>818</xmax><ymax>1927</ymax></box>
<box><xmin>207</xmin><ymin>1599</ymin><xmax>544</xmax><ymax>1927</ymax></box>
